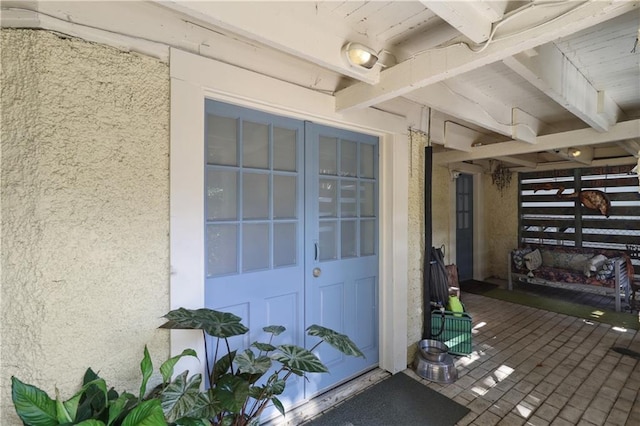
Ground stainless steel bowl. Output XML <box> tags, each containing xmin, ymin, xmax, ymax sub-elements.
<box><xmin>413</xmin><ymin>339</ymin><xmax>458</xmax><ymax>384</ymax></box>
<box><xmin>417</xmin><ymin>339</ymin><xmax>449</xmax><ymax>362</ymax></box>
<box><xmin>413</xmin><ymin>352</ymin><xmax>458</xmax><ymax>384</ymax></box>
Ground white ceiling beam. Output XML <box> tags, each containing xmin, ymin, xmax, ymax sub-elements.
<box><xmin>406</xmin><ymin>82</ymin><xmax>543</xmax><ymax>143</ymax></box>
<box><xmin>513</xmin><ymin>156</ymin><xmax>636</xmax><ymax>173</ymax></box>
<box><xmin>503</xmin><ymin>44</ymin><xmax>622</xmax><ymax>132</ymax></box>
<box><xmin>497</xmin><ymin>156</ymin><xmax>538</xmax><ymax>168</ymax></box>
<box><xmin>335</xmin><ymin>1</ymin><xmax>638</xmax><ymax>111</ymax></box>
<box><xmin>616</xmin><ymin>140</ymin><xmax>640</xmax><ymax>157</ymax></box>
<box><xmin>421</xmin><ymin>1</ymin><xmax>500</xmax><ymax>44</ymax></box>
<box><xmin>156</xmin><ymin>1</ymin><xmax>381</xmax><ymax>84</ymax></box>
<box><xmin>443</xmin><ymin>122</ymin><xmax>481</xmax><ymax>152</ymax></box>
<box><xmin>434</xmin><ymin>118</ymin><xmax>640</xmax><ymax>165</ymax></box>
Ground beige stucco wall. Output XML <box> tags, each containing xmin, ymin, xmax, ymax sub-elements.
<box><xmin>406</xmin><ymin>131</ymin><xmax>453</xmax><ymax>362</ymax></box>
<box><xmin>1</xmin><ymin>30</ymin><xmax>170</xmax><ymax>424</ymax></box>
<box><xmin>483</xmin><ymin>170</ymin><xmax>519</xmax><ymax>279</ymax></box>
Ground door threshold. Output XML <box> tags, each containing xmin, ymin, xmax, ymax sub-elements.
<box><xmin>262</xmin><ymin>368</ymin><xmax>390</xmax><ymax>426</ymax></box>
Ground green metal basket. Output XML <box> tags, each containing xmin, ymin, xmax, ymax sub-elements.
<box><xmin>430</xmin><ymin>310</ymin><xmax>473</xmax><ymax>356</ymax></box>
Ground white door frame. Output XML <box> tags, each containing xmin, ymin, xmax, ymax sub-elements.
<box><xmin>169</xmin><ymin>48</ymin><xmax>409</xmax><ymax>377</ymax></box>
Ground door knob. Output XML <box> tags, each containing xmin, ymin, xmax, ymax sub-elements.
<box><xmin>313</xmin><ymin>267</ymin><xmax>322</xmax><ymax>277</ymax></box>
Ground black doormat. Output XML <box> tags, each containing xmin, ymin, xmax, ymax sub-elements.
<box><xmin>304</xmin><ymin>372</ymin><xmax>470</xmax><ymax>426</ymax></box>
<box><xmin>459</xmin><ymin>279</ymin><xmax>499</xmax><ymax>295</ymax></box>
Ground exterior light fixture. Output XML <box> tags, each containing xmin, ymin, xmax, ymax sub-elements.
<box><xmin>343</xmin><ymin>42</ymin><xmax>378</xmax><ymax>70</ymax></box>
<box><xmin>568</xmin><ymin>148</ymin><xmax>581</xmax><ymax>157</ymax></box>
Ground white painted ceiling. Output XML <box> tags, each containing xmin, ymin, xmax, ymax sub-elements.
<box><xmin>2</xmin><ymin>0</ymin><xmax>639</xmax><ymax>172</ymax></box>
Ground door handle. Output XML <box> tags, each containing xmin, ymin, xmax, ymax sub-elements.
<box><xmin>313</xmin><ymin>267</ymin><xmax>322</xmax><ymax>277</ymax></box>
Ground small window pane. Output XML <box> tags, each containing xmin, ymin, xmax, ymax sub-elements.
<box><xmin>274</xmin><ymin>175</ymin><xmax>297</xmax><ymax>219</ymax></box>
<box><xmin>319</xmin><ymin>136</ymin><xmax>337</xmax><ymax>175</ymax></box>
<box><xmin>360</xmin><ymin>182</ymin><xmax>375</xmax><ymax>217</ymax></box>
<box><xmin>361</xmin><ymin>220</ymin><xmax>375</xmax><ymax>256</ymax></box>
<box><xmin>341</xmin><ymin>220</ymin><xmax>357</xmax><ymax>258</ymax></box>
<box><xmin>319</xmin><ymin>179</ymin><xmax>337</xmax><ymax>218</ymax></box>
<box><xmin>206</xmin><ymin>114</ymin><xmax>237</xmax><ymax>166</ymax></box>
<box><xmin>340</xmin><ymin>180</ymin><xmax>357</xmax><ymax>217</ymax></box>
<box><xmin>243</xmin><ymin>223</ymin><xmax>269</xmax><ymax>272</ymax></box>
<box><xmin>207</xmin><ymin>169</ymin><xmax>237</xmax><ymax>220</ymax></box>
<box><xmin>360</xmin><ymin>143</ymin><xmax>374</xmax><ymax>178</ymax></box>
<box><xmin>340</xmin><ymin>140</ymin><xmax>357</xmax><ymax>177</ymax></box>
<box><xmin>243</xmin><ymin>173</ymin><xmax>269</xmax><ymax>219</ymax></box>
<box><xmin>243</xmin><ymin>121</ymin><xmax>269</xmax><ymax>169</ymax></box>
<box><xmin>274</xmin><ymin>222</ymin><xmax>296</xmax><ymax>267</ymax></box>
<box><xmin>207</xmin><ymin>224</ymin><xmax>238</xmax><ymax>276</ymax></box>
<box><xmin>274</xmin><ymin>127</ymin><xmax>297</xmax><ymax>171</ymax></box>
<box><xmin>319</xmin><ymin>221</ymin><xmax>337</xmax><ymax>261</ymax></box>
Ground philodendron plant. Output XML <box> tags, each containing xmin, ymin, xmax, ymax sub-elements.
<box><xmin>157</xmin><ymin>307</ymin><xmax>364</xmax><ymax>425</ymax></box>
<box><xmin>12</xmin><ymin>307</ymin><xmax>363</xmax><ymax>426</ymax></box>
<box><xmin>11</xmin><ymin>346</ymin><xmax>196</xmax><ymax>426</ymax></box>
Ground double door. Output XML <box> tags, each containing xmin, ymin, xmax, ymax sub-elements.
<box><xmin>203</xmin><ymin>100</ymin><xmax>379</xmax><ymax>408</ymax></box>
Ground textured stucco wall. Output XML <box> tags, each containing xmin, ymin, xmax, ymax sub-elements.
<box><xmin>1</xmin><ymin>30</ymin><xmax>170</xmax><ymax>424</ymax></box>
<box><xmin>483</xmin><ymin>170</ymin><xmax>519</xmax><ymax>279</ymax></box>
<box><xmin>406</xmin><ymin>131</ymin><xmax>452</xmax><ymax>363</ymax></box>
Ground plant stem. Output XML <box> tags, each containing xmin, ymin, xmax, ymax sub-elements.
<box><xmin>203</xmin><ymin>330</ymin><xmax>212</xmax><ymax>386</ymax></box>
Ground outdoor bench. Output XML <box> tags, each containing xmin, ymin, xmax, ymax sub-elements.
<box><xmin>508</xmin><ymin>244</ymin><xmax>632</xmax><ymax>312</ymax></box>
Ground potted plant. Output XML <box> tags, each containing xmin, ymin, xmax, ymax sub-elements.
<box><xmin>12</xmin><ymin>307</ymin><xmax>363</xmax><ymax>426</ymax></box>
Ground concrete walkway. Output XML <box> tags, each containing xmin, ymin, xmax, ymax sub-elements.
<box><xmin>272</xmin><ymin>290</ymin><xmax>640</xmax><ymax>425</ymax></box>
<box><xmin>422</xmin><ymin>291</ymin><xmax>640</xmax><ymax>425</ymax></box>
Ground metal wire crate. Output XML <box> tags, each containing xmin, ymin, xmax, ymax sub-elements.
<box><xmin>430</xmin><ymin>310</ymin><xmax>473</xmax><ymax>356</ymax></box>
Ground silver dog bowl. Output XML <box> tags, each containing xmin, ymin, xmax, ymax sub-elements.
<box><xmin>413</xmin><ymin>339</ymin><xmax>458</xmax><ymax>384</ymax></box>
<box><xmin>418</xmin><ymin>339</ymin><xmax>449</xmax><ymax>362</ymax></box>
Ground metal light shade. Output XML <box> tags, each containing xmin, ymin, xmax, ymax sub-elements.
<box><xmin>343</xmin><ymin>42</ymin><xmax>378</xmax><ymax>69</ymax></box>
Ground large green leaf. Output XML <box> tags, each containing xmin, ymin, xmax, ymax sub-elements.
<box><xmin>212</xmin><ymin>350</ymin><xmax>236</xmax><ymax>385</ymax></box>
<box><xmin>306</xmin><ymin>325</ymin><xmax>365</xmax><ymax>358</ymax></box>
<box><xmin>251</xmin><ymin>342</ymin><xmax>276</xmax><ymax>353</ymax></box>
<box><xmin>271</xmin><ymin>396</ymin><xmax>285</xmax><ymax>417</ymax></box>
<box><xmin>234</xmin><ymin>350</ymin><xmax>272</xmax><ymax>376</ymax></box>
<box><xmin>212</xmin><ymin>374</ymin><xmax>250</xmax><ymax>414</ymax></box>
<box><xmin>107</xmin><ymin>392</ymin><xmax>136</xmax><ymax>426</ymax></box>
<box><xmin>76</xmin><ymin>371</ymin><xmax>109</xmax><ymax>422</ymax></box>
<box><xmin>160</xmin><ymin>308</ymin><xmax>249</xmax><ymax>338</ymax></box>
<box><xmin>121</xmin><ymin>399</ymin><xmax>167</xmax><ymax>426</ymax></box>
<box><xmin>11</xmin><ymin>376</ymin><xmax>58</xmax><ymax>426</ymax></box>
<box><xmin>55</xmin><ymin>388</ymin><xmax>73</xmax><ymax>424</ymax></box>
<box><xmin>139</xmin><ymin>346</ymin><xmax>153</xmax><ymax>400</ymax></box>
<box><xmin>263</xmin><ymin>325</ymin><xmax>286</xmax><ymax>336</ymax></box>
<box><xmin>160</xmin><ymin>371</ymin><xmax>207</xmax><ymax>423</ymax></box>
<box><xmin>272</xmin><ymin>345</ymin><xmax>328</xmax><ymax>373</ymax></box>
<box><xmin>159</xmin><ymin>349</ymin><xmax>198</xmax><ymax>385</ymax></box>
<box><xmin>75</xmin><ymin>420</ymin><xmax>106</xmax><ymax>426</ymax></box>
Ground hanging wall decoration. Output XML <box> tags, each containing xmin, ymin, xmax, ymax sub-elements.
<box><xmin>490</xmin><ymin>161</ymin><xmax>512</xmax><ymax>196</ymax></box>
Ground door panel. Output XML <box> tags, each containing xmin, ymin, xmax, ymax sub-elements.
<box><xmin>304</xmin><ymin>123</ymin><xmax>379</xmax><ymax>396</ymax></box>
<box><xmin>203</xmin><ymin>100</ymin><xmax>306</xmax><ymax>406</ymax></box>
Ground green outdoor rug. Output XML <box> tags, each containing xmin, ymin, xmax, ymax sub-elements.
<box><xmin>305</xmin><ymin>372</ymin><xmax>469</xmax><ymax>426</ymax></box>
<box><xmin>461</xmin><ymin>280</ymin><xmax>640</xmax><ymax>330</ymax></box>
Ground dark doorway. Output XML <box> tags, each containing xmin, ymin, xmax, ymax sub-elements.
<box><xmin>456</xmin><ymin>173</ymin><xmax>473</xmax><ymax>281</ymax></box>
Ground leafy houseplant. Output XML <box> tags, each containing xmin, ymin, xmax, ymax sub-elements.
<box><xmin>157</xmin><ymin>307</ymin><xmax>365</xmax><ymax>425</ymax></box>
<box><xmin>12</xmin><ymin>307</ymin><xmax>363</xmax><ymax>426</ymax></box>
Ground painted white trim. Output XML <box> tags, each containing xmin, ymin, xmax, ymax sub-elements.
<box><xmin>169</xmin><ymin>48</ymin><xmax>409</xmax><ymax>379</ymax></box>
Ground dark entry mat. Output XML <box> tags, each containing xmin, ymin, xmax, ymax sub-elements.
<box><xmin>304</xmin><ymin>372</ymin><xmax>470</xmax><ymax>426</ymax></box>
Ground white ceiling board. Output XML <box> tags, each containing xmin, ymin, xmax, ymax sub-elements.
<box><xmin>422</xmin><ymin>0</ymin><xmax>498</xmax><ymax>44</ymax></box>
<box><xmin>335</xmin><ymin>1</ymin><xmax>639</xmax><ymax>111</ymax></box>
<box><xmin>503</xmin><ymin>43</ymin><xmax>622</xmax><ymax>132</ymax></box>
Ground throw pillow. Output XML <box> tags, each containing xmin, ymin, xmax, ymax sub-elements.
<box><xmin>512</xmin><ymin>248</ymin><xmax>533</xmax><ymax>270</ymax></box>
<box><xmin>524</xmin><ymin>249</ymin><xmax>542</xmax><ymax>271</ymax></box>
<box><xmin>584</xmin><ymin>254</ymin><xmax>607</xmax><ymax>277</ymax></box>
<box><xmin>596</xmin><ymin>258</ymin><xmax>617</xmax><ymax>281</ymax></box>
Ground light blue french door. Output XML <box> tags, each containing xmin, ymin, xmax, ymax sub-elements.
<box><xmin>203</xmin><ymin>100</ymin><xmax>378</xmax><ymax>408</ymax></box>
<box><xmin>304</xmin><ymin>123</ymin><xmax>379</xmax><ymax>396</ymax></box>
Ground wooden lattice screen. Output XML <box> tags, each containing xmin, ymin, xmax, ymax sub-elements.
<box><xmin>519</xmin><ymin>165</ymin><xmax>640</xmax><ymax>277</ymax></box>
